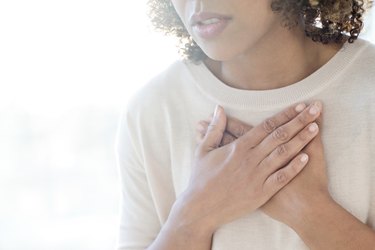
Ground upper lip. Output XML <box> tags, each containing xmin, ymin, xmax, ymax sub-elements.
<box><xmin>189</xmin><ymin>12</ymin><xmax>232</xmax><ymax>26</ymax></box>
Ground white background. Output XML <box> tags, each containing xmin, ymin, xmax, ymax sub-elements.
<box><xmin>0</xmin><ymin>1</ymin><xmax>374</xmax><ymax>249</ymax></box>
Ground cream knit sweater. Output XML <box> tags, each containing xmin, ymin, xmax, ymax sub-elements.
<box><xmin>116</xmin><ymin>38</ymin><xmax>375</xmax><ymax>249</ymax></box>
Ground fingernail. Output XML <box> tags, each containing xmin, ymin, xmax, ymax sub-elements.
<box><xmin>309</xmin><ymin>104</ymin><xmax>319</xmax><ymax>115</ymax></box>
<box><xmin>213</xmin><ymin>105</ymin><xmax>221</xmax><ymax>120</ymax></box>
<box><xmin>309</xmin><ymin>101</ymin><xmax>322</xmax><ymax>115</ymax></box>
<box><xmin>300</xmin><ymin>154</ymin><xmax>309</xmax><ymax>162</ymax></box>
<box><xmin>295</xmin><ymin>103</ymin><xmax>306</xmax><ymax>113</ymax></box>
<box><xmin>214</xmin><ymin>105</ymin><xmax>218</xmax><ymax>117</ymax></box>
<box><xmin>309</xmin><ymin>122</ymin><xmax>318</xmax><ymax>133</ymax></box>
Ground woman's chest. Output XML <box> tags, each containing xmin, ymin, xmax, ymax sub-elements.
<box><xmin>168</xmin><ymin>103</ymin><xmax>375</xmax><ymax>224</ymax></box>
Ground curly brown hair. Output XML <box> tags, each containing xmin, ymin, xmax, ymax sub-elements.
<box><xmin>148</xmin><ymin>0</ymin><xmax>373</xmax><ymax>62</ymax></box>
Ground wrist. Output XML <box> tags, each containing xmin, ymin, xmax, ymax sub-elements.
<box><xmin>287</xmin><ymin>192</ymin><xmax>335</xmax><ymax>232</ymax></box>
<box><xmin>148</xmin><ymin>192</ymin><xmax>215</xmax><ymax>250</ymax></box>
<box><xmin>285</xmin><ymin>194</ymin><xmax>375</xmax><ymax>249</ymax></box>
<box><xmin>165</xmin><ymin>191</ymin><xmax>216</xmax><ymax>241</ymax></box>
<box><xmin>282</xmin><ymin>191</ymin><xmax>334</xmax><ymax>229</ymax></box>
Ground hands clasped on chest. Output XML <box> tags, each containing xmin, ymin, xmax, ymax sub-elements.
<box><xmin>186</xmin><ymin>101</ymin><xmax>328</xmax><ymax>233</ymax></box>
<box><xmin>193</xmin><ymin>101</ymin><xmax>328</xmax><ymax>231</ymax></box>
<box><xmin>149</xmin><ymin>102</ymin><xmax>375</xmax><ymax>250</ymax></box>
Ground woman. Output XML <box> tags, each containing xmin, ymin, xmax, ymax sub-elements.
<box><xmin>116</xmin><ymin>0</ymin><xmax>375</xmax><ymax>249</ymax></box>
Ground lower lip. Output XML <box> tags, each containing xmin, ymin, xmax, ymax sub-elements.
<box><xmin>192</xmin><ymin>19</ymin><xmax>231</xmax><ymax>40</ymax></box>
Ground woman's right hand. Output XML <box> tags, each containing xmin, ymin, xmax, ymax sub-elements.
<box><xmin>149</xmin><ymin>102</ymin><xmax>322</xmax><ymax>250</ymax></box>
<box><xmin>168</xmin><ymin>102</ymin><xmax>322</xmax><ymax>237</ymax></box>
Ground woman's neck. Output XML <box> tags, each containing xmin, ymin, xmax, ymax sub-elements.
<box><xmin>204</xmin><ymin>26</ymin><xmax>344</xmax><ymax>91</ymax></box>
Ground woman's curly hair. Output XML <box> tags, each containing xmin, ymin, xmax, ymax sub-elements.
<box><xmin>148</xmin><ymin>0</ymin><xmax>373</xmax><ymax>62</ymax></box>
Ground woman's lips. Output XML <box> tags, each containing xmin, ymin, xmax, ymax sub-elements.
<box><xmin>190</xmin><ymin>12</ymin><xmax>232</xmax><ymax>40</ymax></box>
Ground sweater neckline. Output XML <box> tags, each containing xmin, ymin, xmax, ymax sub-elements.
<box><xmin>186</xmin><ymin>39</ymin><xmax>369</xmax><ymax>110</ymax></box>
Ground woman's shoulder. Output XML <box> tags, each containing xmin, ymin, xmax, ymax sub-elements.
<box><xmin>355</xmin><ymin>38</ymin><xmax>375</xmax><ymax>60</ymax></box>
<box><xmin>348</xmin><ymin>38</ymin><xmax>375</xmax><ymax>67</ymax></box>
<box><xmin>123</xmin><ymin>59</ymin><xmax>198</xmax><ymax>119</ymax></box>
<box><xmin>347</xmin><ymin>39</ymin><xmax>375</xmax><ymax>85</ymax></box>
<box><xmin>338</xmin><ymin>39</ymin><xmax>375</xmax><ymax>109</ymax></box>
<box><xmin>133</xmin><ymin>60</ymin><xmax>192</xmax><ymax>96</ymax></box>
<box><xmin>333</xmin><ymin>39</ymin><xmax>375</xmax><ymax>91</ymax></box>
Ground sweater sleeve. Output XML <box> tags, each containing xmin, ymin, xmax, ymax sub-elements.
<box><xmin>115</xmin><ymin>105</ymin><xmax>161</xmax><ymax>250</ymax></box>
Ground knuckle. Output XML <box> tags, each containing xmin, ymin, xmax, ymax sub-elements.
<box><xmin>263</xmin><ymin>118</ymin><xmax>277</xmax><ymax>134</ymax></box>
<box><xmin>234</xmin><ymin>125</ymin><xmax>246</xmax><ymax>137</ymax></box>
<box><xmin>272</xmin><ymin>127</ymin><xmax>289</xmax><ymax>142</ymax></box>
<box><xmin>197</xmin><ymin>121</ymin><xmax>207</xmax><ymax>131</ymax></box>
<box><xmin>275</xmin><ymin>171</ymin><xmax>287</xmax><ymax>184</ymax></box>
<box><xmin>283</xmin><ymin>109</ymin><xmax>295</xmax><ymax>120</ymax></box>
<box><xmin>261</xmin><ymin>156</ymin><xmax>272</xmax><ymax>170</ymax></box>
<box><xmin>208</xmin><ymin>124</ymin><xmax>224</xmax><ymax>134</ymax></box>
<box><xmin>222</xmin><ymin>134</ymin><xmax>234</xmax><ymax>146</ymax></box>
<box><xmin>221</xmin><ymin>136</ymin><xmax>229</xmax><ymax>146</ymax></box>
<box><xmin>207</xmin><ymin>124</ymin><xmax>217</xmax><ymax>131</ymax></box>
<box><xmin>296</xmin><ymin>113</ymin><xmax>308</xmax><ymax>125</ymax></box>
<box><xmin>298</xmin><ymin>129</ymin><xmax>309</xmax><ymax>141</ymax></box>
<box><xmin>276</xmin><ymin>144</ymin><xmax>288</xmax><ymax>156</ymax></box>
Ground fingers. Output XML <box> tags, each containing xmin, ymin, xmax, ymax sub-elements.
<box><xmin>227</xmin><ymin>116</ymin><xmax>253</xmax><ymax>138</ymax></box>
<box><xmin>221</xmin><ymin>133</ymin><xmax>237</xmax><ymax>146</ymax></box>
<box><xmin>254</xmin><ymin>101</ymin><xmax>322</xmax><ymax>158</ymax></box>
<box><xmin>196</xmin><ymin>120</ymin><xmax>242</xmax><ymax>146</ymax></box>
<box><xmin>197</xmin><ymin>105</ymin><xmax>227</xmax><ymax>155</ymax></box>
<box><xmin>196</xmin><ymin>121</ymin><xmax>236</xmax><ymax>146</ymax></box>
<box><xmin>196</xmin><ymin>101</ymin><xmax>322</xmax><ymax>161</ymax></box>
<box><xmin>258</xmin><ymin>122</ymin><xmax>319</xmax><ymax>175</ymax></box>
<box><xmin>263</xmin><ymin>153</ymin><xmax>309</xmax><ymax>196</ymax></box>
<box><xmin>237</xmin><ymin>102</ymin><xmax>307</xmax><ymax>149</ymax></box>
<box><xmin>304</xmin><ymin>113</ymin><xmax>324</xmax><ymax>153</ymax></box>
<box><xmin>205</xmin><ymin>115</ymin><xmax>254</xmax><ymax>138</ymax></box>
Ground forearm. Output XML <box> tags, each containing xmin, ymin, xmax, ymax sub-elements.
<box><xmin>147</xmin><ymin>194</ymin><xmax>215</xmax><ymax>250</ymax></box>
<box><xmin>147</xmin><ymin>220</ymin><xmax>212</xmax><ymax>250</ymax></box>
<box><xmin>290</xmin><ymin>196</ymin><xmax>375</xmax><ymax>250</ymax></box>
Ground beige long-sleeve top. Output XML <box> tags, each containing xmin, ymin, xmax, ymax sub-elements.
<box><xmin>116</xmin><ymin>38</ymin><xmax>375</xmax><ymax>250</ymax></box>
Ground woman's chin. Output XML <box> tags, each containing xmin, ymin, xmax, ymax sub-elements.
<box><xmin>198</xmin><ymin>42</ymin><xmax>251</xmax><ymax>62</ymax></box>
<box><xmin>200</xmin><ymin>48</ymin><xmax>236</xmax><ymax>62</ymax></box>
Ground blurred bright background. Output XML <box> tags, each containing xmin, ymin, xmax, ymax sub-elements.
<box><xmin>0</xmin><ymin>1</ymin><xmax>374</xmax><ymax>249</ymax></box>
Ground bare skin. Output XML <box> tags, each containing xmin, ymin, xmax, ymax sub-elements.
<box><xmin>196</xmin><ymin>107</ymin><xmax>375</xmax><ymax>250</ymax></box>
<box><xmin>171</xmin><ymin>0</ymin><xmax>343</xmax><ymax>91</ymax></box>
<box><xmin>146</xmin><ymin>0</ymin><xmax>375</xmax><ymax>249</ymax></box>
<box><xmin>148</xmin><ymin>102</ymin><xmax>322</xmax><ymax>249</ymax></box>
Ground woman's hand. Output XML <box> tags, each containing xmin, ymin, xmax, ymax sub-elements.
<box><xmin>261</xmin><ymin>122</ymin><xmax>329</xmax><ymax>227</ymax></box>
<box><xmin>196</xmin><ymin>115</ymin><xmax>253</xmax><ymax>147</ymax></box>
<box><xmin>195</xmin><ymin>102</ymin><xmax>330</xmax><ymax>228</ymax></box>
<box><xmin>171</xmin><ymin>102</ymin><xmax>321</xmax><ymax>237</ymax></box>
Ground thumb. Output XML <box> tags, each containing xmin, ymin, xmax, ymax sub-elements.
<box><xmin>200</xmin><ymin>105</ymin><xmax>227</xmax><ymax>153</ymax></box>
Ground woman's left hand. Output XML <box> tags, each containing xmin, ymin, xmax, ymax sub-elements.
<box><xmin>196</xmin><ymin>108</ymin><xmax>332</xmax><ymax>227</ymax></box>
<box><xmin>260</xmin><ymin>118</ymin><xmax>331</xmax><ymax>227</ymax></box>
